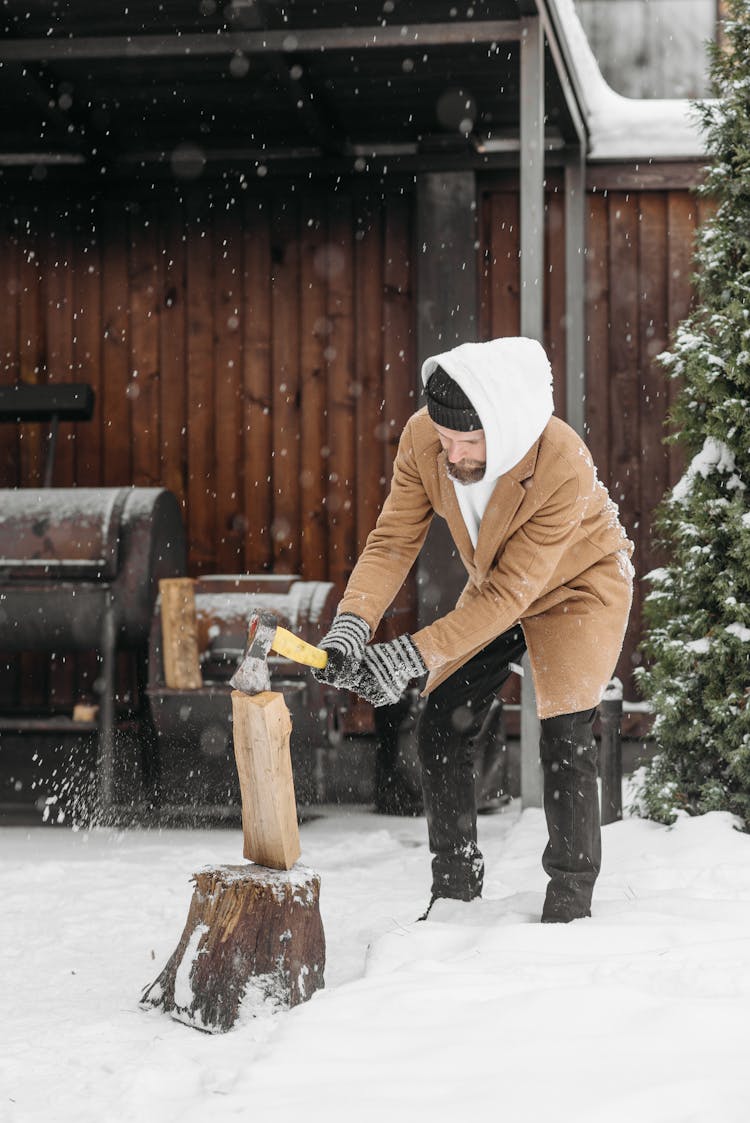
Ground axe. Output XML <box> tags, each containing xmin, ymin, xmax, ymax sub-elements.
<box><xmin>229</xmin><ymin>610</ymin><xmax>328</xmax><ymax>695</ymax></box>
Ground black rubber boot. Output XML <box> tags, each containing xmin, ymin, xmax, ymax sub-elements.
<box><xmin>417</xmin><ymin>627</ymin><xmax>526</xmax><ymax>904</ymax></box>
<box><xmin>539</xmin><ymin>708</ymin><xmax>601</xmax><ymax>923</ymax></box>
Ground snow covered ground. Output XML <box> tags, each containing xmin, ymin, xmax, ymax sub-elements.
<box><xmin>3</xmin><ymin>796</ymin><xmax>750</xmax><ymax>1123</ymax></box>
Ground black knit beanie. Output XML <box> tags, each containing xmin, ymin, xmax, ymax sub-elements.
<box><xmin>425</xmin><ymin>365</ymin><xmax>482</xmax><ymax>431</ymax></box>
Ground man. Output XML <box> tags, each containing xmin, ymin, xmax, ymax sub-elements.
<box><xmin>315</xmin><ymin>337</ymin><xmax>633</xmax><ymax>923</ymax></box>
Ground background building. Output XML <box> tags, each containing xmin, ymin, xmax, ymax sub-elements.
<box><xmin>575</xmin><ymin>0</ymin><xmax>717</xmax><ymax>98</ymax></box>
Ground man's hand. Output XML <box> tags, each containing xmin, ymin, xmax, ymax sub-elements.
<box><xmin>348</xmin><ymin>635</ymin><xmax>427</xmax><ymax>707</ymax></box>
<box><xmin>312</xmin><ymin>613</ymin><xmax>371</xmax><ymax>686</ymax></box>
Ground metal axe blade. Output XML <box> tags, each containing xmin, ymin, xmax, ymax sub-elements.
<box><xmin>229</xmin><ymin>611</ymin><xmax>276</xmax><ymax>694</ymax></box>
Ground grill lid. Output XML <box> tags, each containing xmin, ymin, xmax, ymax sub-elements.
<box><xmin>0</xmin><ymin>488</ymin><xmax>129</xmax><ymax>580</ymax></box>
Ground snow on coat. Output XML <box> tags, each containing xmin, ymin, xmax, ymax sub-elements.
<box><xmin>338</xmin><ymin>338</ymin><xmax>634</xmax><ymax>719</ymax></box>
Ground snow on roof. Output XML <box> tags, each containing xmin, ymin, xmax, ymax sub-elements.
<box><xmin>549</xmin><ymin>0</ymin><xmax>711</xmax><ymax>161</ymax></box>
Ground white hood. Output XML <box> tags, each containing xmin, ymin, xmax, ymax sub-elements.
<box><xmin>421</xmin><ymin>336</ymin><xmax>554</xmax><ymax>481</ymax></box>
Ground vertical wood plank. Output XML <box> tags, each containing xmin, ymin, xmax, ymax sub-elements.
<box><xmin>666</xmin><ymin>191</ymin><xmax>699</xmax><ymax>484</ymax></box>
<box><xmin>0</xmin><ymin>212</ymin><xmax>21</xmax><ymax>709</ymax></box>
<box><xmin>17</xmin><ymin>207</ymin><xmax>45</xmax><ymax>485</ymax></box>
<box><xmin>584</xmin><ymin>193</ymin><xmax>611</xmax><ymax>483</ymax></box>
<box><xmin>354</xmin><ymin>195</ymin><xmax>385</xmax><ymax>556</ymax></box>
<box><xmin>45</xmin><ymin>207</ymin><xmax>76</xmax><ymax>485</ymax></box>
<box><xmin>0</xmin><ymin>214</ymin><xmax>20</xmax><ymax>485</ymax></box>
<box><xmin>17</xmin><ymin>204</ymin><xmax>47</xmax><ymax>708</ymax></box>
<box><xmin>73</xmin><ymin>208</ymin><xmax>103</xmax><ymax>486</ymax></box>
<box><xmin>544</xmin><ymin>183</ymin><xmax>567</xmax><ymax>419</ymax></box>
<box><xmin>298</xmin><ymin>191</ymin><xmax>329</xmax><ymax>581</ymax></box>
<box><xmin>270</xmin><ymin>196</ymin><xmax>301</xmax><ymax>576</ymax></box>
<box><xmin>478</xmin><ymin>185</ymin><xmax>493</xmax><ymax>340</ymax></box>
<box><xmin>608</xmin><ymin>192</ymin><xmax>642</xmax><ymax>688</ymax></box>
<box><xmin>185</xmin><ymin>191</ymin><xmax>216</xmax><ymax>573</ymax></box>
<box><xmin>242</xmin><ymin>195</ymin><xmax>273</xmax><ymax>574</ymax></box>
<box><xmin>158</xmin><ymin>192</ymin><xmax>188</xmax><ymax>506</ymax></box>
<box><xmin>638</xmin><ymin>193</ymin><xmax>670</xmax><ymax>585</ymax></box>
<box><xmin>488</xmin><ymin>191</ymin><xmax>521</xmax><ymax>338</ymax></box>
<box><xmin>129</xmin><ymin>202</ymin><xmax>162</xmax><ymax>487</ymax></box>
<box><xmin>213</xmin><ymin>202</ymin><xmax>245</xmax><ymax>573</ymax></box>
<box><xmin>100</xmin><ymin>196</ymin><xmax>132</xmax><ymax>486</ymax></box>
<box><xmin>326</xmin><ymin>192</ymin><xmax>356</xmax><ymax>595</ymax></box>
<box><xmin>44</xmin><ymin>207</ymin><xmax>77</xmax><ymax>708</ymax></box>
<box><xmin>382</xmin><ymin>189</ymin><xmax>418</xmax><ymax>639</ymax></box>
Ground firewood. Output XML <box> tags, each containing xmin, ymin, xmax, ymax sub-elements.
<box><xmin>231</xmin><ymin>689</ymin><xmax>301</xmax><ymax>870</ymax></box>
<box><xmin>141</xmin><ymin>863</ymin><xmax>325</xmax><ymax>1033</ymax></box>
<box><xmin>159</xmin><ymin>577</ymin><xmax>203</xmax><ymax>689</ymax></box>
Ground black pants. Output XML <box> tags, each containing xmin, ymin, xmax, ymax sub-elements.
<box><xmin>417</xmin><ymin>626</ymin><xmax>601</xmax><ymax>922</ymax></box>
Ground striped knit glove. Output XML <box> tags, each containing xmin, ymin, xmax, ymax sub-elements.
<box><xmin>312</xmin><ymin>613</ymin><xmax>371</xmax><ymax>686</ymax></box>
<box><xmin>349</xmin><ymin>635</ymin><xmax>428</xmax><ymax>707</ymax></box>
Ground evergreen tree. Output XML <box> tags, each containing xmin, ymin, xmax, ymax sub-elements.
<box><xmin>635</xmin><ymin>0</ymin><xmax>750</xmax><ymax>826</ymax></box>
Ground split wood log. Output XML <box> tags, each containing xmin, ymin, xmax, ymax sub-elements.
<box><xmin>231</xmin><ymin>689</ymin><xmax>301</xmax><ymax>870</ymax></box>
<box><xmin>141</xmin><ymin>864</ymin><xmax>325</xmax><ymax>1033</ymax></box>
<box><xmin>159</xmin><ymin>576</ymin><xmax>203</xmax><ymax>689</ymax></box>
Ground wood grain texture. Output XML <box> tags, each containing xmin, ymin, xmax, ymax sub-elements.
<box><xmin>141</xmin><ymin>863</ymin><xmax>324</xmax><ymax>1033</ymax></box>
<box><xmin>100</xmin><ymin>197</ymin><xmax>131</xmax><ymax>485</ymax></box>
<box><xmin>159</xmin><ymin>577</ymin><xmax>203</xmax><ymax>690</ymax></box>
<box><xmin>608</xmin><ymin>192</ymin><xmax>642</xmax><ymax>686</ymax></box>
<box><xmin>270</xmin><ymin>198</ymin><xmax>301</xmax><ymax>576</ymax></box>
<box><xmin>213</xmin><ymin>204</ymin><xmax>245</xmax><ymax>573</ymax></box>
<box><xmin>129</xmin><ymin>203</ymin><xmax>162</xmax><ymax>488</ymax></box>
<box><xmin>242</xmin><ymin>196</ymin><xmax>273</xmax><ymax>574</ymax></box>
<box><xmin>326</xmin><ymin>193</ymin><xmax>356</xmax><ymax>595</ymax></box>
<box><xmin>73</xmin><ymin>220</ymin><xmax>103</xmax><ymax>487</ymax></box>
<box><xmin>638</xmin><ymin>192</ymin><xmax>670</xmax><ymax>584</ymax></box>
<box><xmin>158</xmin><ymin>195</ymin><xmax>188</xmax><ymax>506</ymax></box>
<box><xmin>184</xmin><ymin>193</ymin><xmax>216</xmax><ymax>573</ymax></box>
<box><xmin>584</xmin><ymin>193</ymin><xmax>611</xmax><ymax>478</ymax></box>
<box><xmin>0</xmin><ymin>216</ymin><xmax>20</xmax><ymax>486</ymax></box>
<box><xmin>382</xmin><ymin>191</ymin><xmax>418</xmax><ymax>639</ymax></box>
<box><xmin>354</xmin><ymin>197</ymin><xmax>385</xmax><ymax>556</ymax></box>
<box><xmin>545</xmin><ymin>184</ymin><xmax>567</xmax><ymax>420</ymax></box>
<box><xmin>231</xmin><ymin>690</ymin><xmax>300</xmax><ymax>871</ymax></box>
<box><xmin>299</xmin><ymin>192</ymin><xmax>329</xmax><ymax>580</ymax></box>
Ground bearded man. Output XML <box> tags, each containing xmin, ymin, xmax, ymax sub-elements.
<box><xmin>314</xmin><ymin>336</ymin><xmax>633</xmax><ymax>923</ymax></box>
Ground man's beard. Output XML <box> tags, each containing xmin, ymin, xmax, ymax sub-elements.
<box><xmin>446</xmin><ymin>459</ymin><xmax>486</xmax><ymax>485</ymax></box>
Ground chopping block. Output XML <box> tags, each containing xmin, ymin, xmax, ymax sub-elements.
<box><xmin>141</xmin><ymin>690</ymin><xmax>325</xmax><ymax>1033</ymax></box>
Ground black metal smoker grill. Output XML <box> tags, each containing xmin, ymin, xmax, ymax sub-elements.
<box><xmin>147</xmin><ymin>574</ymin><xmax>341</xmax><ymax>810</ymax></box>
<box><xmin>0</xmin><ymin>487</ymin><xmax>186</xmax><ymax>807</ymax></box>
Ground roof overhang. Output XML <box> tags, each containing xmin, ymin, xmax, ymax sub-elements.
<box><xmin>0</xmin><ymin>0</ymin><xmax>588</xmax><ymax>181</ymax></box>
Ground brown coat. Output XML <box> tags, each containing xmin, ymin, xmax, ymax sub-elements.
<box><xmin>338</xmin><ymin>409</ymin><xmax>634</xmax><ymax>719</ymax></box>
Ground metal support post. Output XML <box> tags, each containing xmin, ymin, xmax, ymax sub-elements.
<box><xmin>98</xmin><ymin>590</ymin><xmax>117</xmax><ymax>811</ymax></box>
<box><xmin>599</xmin><ymin>679</ymin><xmax>624</xmax><ymax>825</ymax></box>
<box><xmin>519</xmin><ymin>15</ymin><xmax>545</xmax><ymax>796</ymax></box>
<box><xmin>520</xmin><ymin>654</ymin><xmax>542</xmax><ymax>808</ymax></box>
<box><xmin>564</xmin><ymin>150</ymin><xmax>587</xmax><ymax>437</ymax></box>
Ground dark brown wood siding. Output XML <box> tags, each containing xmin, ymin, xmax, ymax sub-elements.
<box><xmin>0</xmin><ymin>183</ymin><xmax>418</xmax><ymax>634</ymax></box>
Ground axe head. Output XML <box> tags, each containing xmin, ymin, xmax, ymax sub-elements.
<box><xmin>229</xmin><ymin>611</ymin><xmax>277</xmax><ymax>695</ymax></box>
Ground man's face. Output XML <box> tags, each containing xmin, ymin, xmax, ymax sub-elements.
<box><xmin>433</xmin><ymin>423</ymin><xmax>487</xmax><ymax>484</ymax></box>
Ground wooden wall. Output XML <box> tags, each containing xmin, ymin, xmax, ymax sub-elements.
<box><xmin>0</xmin><ymin>181</ymin><xmax>418</xmax><ymax>636</ymax></box>
<box><xmin>0</xmin><ymin>164</ymin><xmax>709</xmax><ymax>708</ymax></box>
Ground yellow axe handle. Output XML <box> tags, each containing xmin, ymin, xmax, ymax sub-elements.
<box><xmin>272</xmin><ymin>624</ymin><xmax>329</xmax><ymax>669</ymax></box>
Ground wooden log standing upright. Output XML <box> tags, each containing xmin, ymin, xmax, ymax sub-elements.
<box><xmin>141</xmin><ymin>690</ymin><xmax>325</xmax><ymax>1033</ymax></box>
<box><xmin>158</xmin><ymin>577</ymin><xmax>203</xmax><ymax>690</ymax></box>
<box><xmin>232</xmin><ymin>690</ymin><xmax>301</xmax><ymax>869</ymax></box>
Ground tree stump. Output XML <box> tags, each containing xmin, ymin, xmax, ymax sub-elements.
<box><xmin>141</xmin><ymin>863</ymin><xmax>325</xmax><ymax>1033</ymax></box>
<box><xmin>231</xmin><ymin>690</ymin><xmax>301</xmax><ymax>869</ymax></box>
